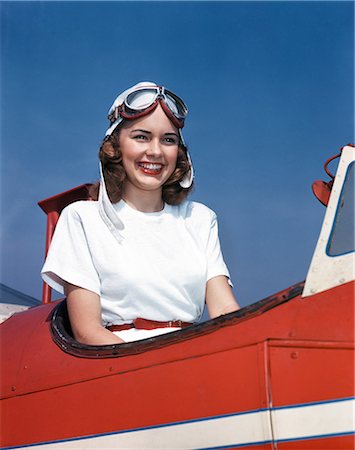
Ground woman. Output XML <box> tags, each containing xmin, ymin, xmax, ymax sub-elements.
<box><xmin>41</xmin><ymin>82</ymin><xmax>240</xmax><ymax>345</ymax></box>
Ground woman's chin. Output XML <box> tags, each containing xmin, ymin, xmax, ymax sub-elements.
<box><xmin>125</xmin><ymin>177</ymin><xmax>166</xmax><ymax>193</ymax></box>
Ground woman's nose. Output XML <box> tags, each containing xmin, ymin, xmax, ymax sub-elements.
<box><xmin>145</xmin><ymin>139</ymin><xmax>162</xmax><ymax>157</ymax></box>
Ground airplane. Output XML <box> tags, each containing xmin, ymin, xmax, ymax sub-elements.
<box><xmin>1</xmin><ymin>144</ymin><xmax>354</xmax><ymax>450</ymax></box>
<box><xmin>0</xmin><ymin>284</ymin><xmax>39</xmax><ymax>324</ymax></box>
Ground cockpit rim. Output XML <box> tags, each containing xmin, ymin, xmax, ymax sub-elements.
<box><xmin>50</xmin><ymin>281</ymin><xmax>304</xmax><ymax>359</ymax></box>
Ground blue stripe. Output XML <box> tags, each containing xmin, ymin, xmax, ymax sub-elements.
<box><xmin>198</xmin><ymin>432</ymin><xmax>355</xmax><ymax>450</ymax></box>
<box><xmin>277</xmin><ymin>431</ymin><xmax>355</xmax><ymax>444</ymax></box>
<box><xmin>198</xmin><ymin>440</ymin><xmax>273</xmax><ymax>449</ymax></box>
<box><xmin>0</xmin><ymin>408</ymin><xmax>269</xmax><ymax>450</ymax></box>
<box><xmin>2</xmin><ymin>397</ymin><xmax>354</xmax><ymax>450</ymax></box>
<box><xmin>272</xmin><ymin>395</ymin><xmax>355</xmax><ymax>411</ymax></box>
<box><xmin>119</xmin><ymin>405</ymin><xmax>268</xmax><ymax>432</ymax></box>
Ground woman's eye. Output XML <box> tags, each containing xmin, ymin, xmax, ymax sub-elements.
<box><xmin>164</xmin><ymin>137</ymin><xmax>177</xmax><ymax>144</ymax></box>
<box><xmin>134</xmin><ymin>134</ymin><xmax>148</xmax><ymax>141</ymax></box>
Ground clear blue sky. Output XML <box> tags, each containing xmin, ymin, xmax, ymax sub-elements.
<box><xmin>1</xmin><ymin>1</ymin><xmax>354</xmax><ymax>306</ymax></box>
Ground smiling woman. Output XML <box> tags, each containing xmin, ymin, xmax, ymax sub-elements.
<box><xmin>41</xmin><ymin>81</ymin><xmax>240</xmax><ymax>345</ymax></box>
<box><xmin>115</xmin><ymin>107</ymin><xmax>181</xmax><ymax>208</ymax></box>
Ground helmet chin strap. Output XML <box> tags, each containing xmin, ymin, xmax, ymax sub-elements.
<box><xmin>179</xmin><ymin>151</ymin><xmax>194</xmax><ymax>188</ymax></box>
<box><xmin>98</xmin><ymin>162</ymin><xmax>124</xmax><ymax>243</ymax></box>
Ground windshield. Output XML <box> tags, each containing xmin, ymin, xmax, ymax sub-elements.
<box><xmin>327</xmin><ymin>162</ymin><xmax>354</xmax><ymax>256</ymax></box>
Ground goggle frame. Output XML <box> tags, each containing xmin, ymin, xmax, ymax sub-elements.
<box><xmin>109</xmin><ymin>86</ymin><xmax>188</xmax><ymax>129</ymax></box>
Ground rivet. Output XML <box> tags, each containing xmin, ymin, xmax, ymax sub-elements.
<box><xmin>291</xmin><ymin>352</ymin><xmax>299</xmax><ymax>359</ymax></box>
<box><xmin>11</xmin><ymin>386</ymin><xmax>16</xmax><ymax>391</ymax></box>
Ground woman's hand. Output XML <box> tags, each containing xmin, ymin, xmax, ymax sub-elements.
<box><xmin>205</xmin><ymin>275</ymin><xmax>240</xmax><ymax>319</ymax></box>
<box><xmin>65</xmin><ymin>283</ymin><xmax>125</xmax><ymax>345</ymax></box>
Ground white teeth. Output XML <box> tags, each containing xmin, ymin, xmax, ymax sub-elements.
<box><xmin>139</xmin><ymin>163</ymin><xmax>162</xmax><ymax>170</ymax></box>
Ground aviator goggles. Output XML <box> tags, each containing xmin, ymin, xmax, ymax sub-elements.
<box><xmin>106</xmin><ymin>83</ymin><xmax>188</xmax><ymax>136</ymax></box>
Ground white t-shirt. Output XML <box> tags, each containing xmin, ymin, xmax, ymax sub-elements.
<box><xmin>41</xmin><ymin>199</ymin><xmax>231</xmax><ymax>326</ymax></box>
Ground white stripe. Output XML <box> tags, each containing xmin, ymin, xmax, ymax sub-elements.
<box><xmin>272</xmin><ymin>398</ymin><xmax>355</xmax><ymax>442</ymax></box>
<box><xmin>6</xmin><ymin>410</ymin><xmax>272</xmax><ymax>450</ymax></box>
<box><xmin>6</xmin><ymin>399</ymin><xmax>355</xmax><ymax>450</ymax></box>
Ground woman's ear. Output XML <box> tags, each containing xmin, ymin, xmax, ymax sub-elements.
<box><xmin>101</xmin><ymin>139</ymin><xmax>116</xmax><ymax>158</ymax></box>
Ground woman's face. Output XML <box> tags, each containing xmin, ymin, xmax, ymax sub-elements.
<box><xmin>119</xmin><ymin>104</ymin><xmax>180</xmax><ymax>197</ymax></box>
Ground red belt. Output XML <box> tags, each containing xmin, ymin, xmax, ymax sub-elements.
<box><xmin>107</xmin><ymin>318</ymin><xmax>192</xmax><ymax>332</ymax></box>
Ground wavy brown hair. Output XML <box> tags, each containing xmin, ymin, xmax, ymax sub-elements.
<box><xmin>89</xmin><ymin>125</ymin><xmax>194</xmax><ymax>205</ymax></box>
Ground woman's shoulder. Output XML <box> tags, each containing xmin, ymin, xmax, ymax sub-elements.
<box><xmin>175</xmin><ymin>200</ymin><xmax>216</xmax><ymax>222</ymax></box>
<box><xmin>60</xmin><ymin>200</ymin><xmax>99</xmax><ymax>220</ymax></box>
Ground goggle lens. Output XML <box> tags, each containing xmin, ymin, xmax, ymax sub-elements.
<box><xmin>165</xmin><ymin>91</ymin><xmax>187</xmax><ymax>118</ymax></box>
<box><xmin>125</xmin><ymin>89</ymin><xmax>158</xmax><ymax>111</ymax></box>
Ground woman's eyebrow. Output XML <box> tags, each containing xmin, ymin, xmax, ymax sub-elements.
<box><xmin>130</xmin><ymin>129</ymin><xmax>178</xmax><ymax>137</ymax></box>
<box><xmin>131</xmin><ymin>128</ymin><xmax>151</xmax><ymax>134</ymax></box>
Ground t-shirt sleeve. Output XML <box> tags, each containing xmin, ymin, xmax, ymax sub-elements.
<box><xmin>206</xmin><ymin>211</ymin><xmax>233</xmax><ymax>286</ymax></box>
<box><xmin>41</xmin><ymin>204</ymin><xmax>100</xmax><ymax>295</ymax></box>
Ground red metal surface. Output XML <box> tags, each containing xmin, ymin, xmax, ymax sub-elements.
<box><xmin>311</xmin><ymin>144</ymin><xmax>352</xmax><ymax>206</ymax></box>
<box><xmin>41</xmin><ymin>210</ymin><xmax>59</xmax><ymax>304</ymax></box>
<box><xmin>311</xmin><ymin>180</ymin><xmax>333</xmax><ymax>207</ymax></box>
<box><xmin>268</xmin><ymin>342</ymin><xmax>354</xmax><ymax>408</ymax></box>
<box><xmin>1</xmin><ymin>280</ymin><xmax>353</xmax><ymax>448</ymax></box>
<box><xmin>38</xmin><ymin>184</ymin><xmax>92</xmax><ymax>303</ymax></box>
<box><xmin>1</xmin><ymin>344</ymin><xmax>265</xmax><ymax>447</ymax></box>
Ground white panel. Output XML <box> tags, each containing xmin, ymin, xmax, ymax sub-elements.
<box><xmin>12</xmin><ymin>410</ymin><xmax>272</xmax><ymax>450</ymax></box>
<box><xmin>9</xmin><ymin>399</ymin><xmax>355</xmax><ymax>449</ymax></box>
<box><xmin>272</xmin><ymin>398</ymin><xmax>355</xmax><ymax>441</ymax></box>
<box><xmin>303</xmin><ymin>145</ymin><xmax>355</xmax><ymax>297</ymax></box>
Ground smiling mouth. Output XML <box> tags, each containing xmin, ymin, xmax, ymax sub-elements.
<box><xmin>137</xmin><ymin>162</ymin><xmax>164</xmax><ymax>175</ymax></box>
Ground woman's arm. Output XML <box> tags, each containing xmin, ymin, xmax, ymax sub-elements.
<box><xmin>205</xmin><ymin>275</ymin><xmax>240</xmax><ymax>319</ymax></box>
<box><xmin>65</xmin><ymin>283</ymin><xmax>125</xmax><ymax>345</ymax></box>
